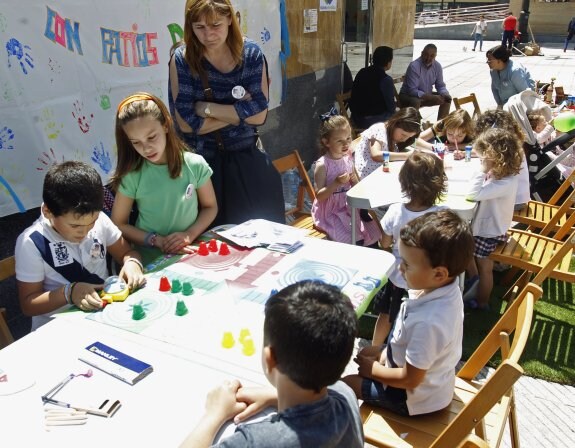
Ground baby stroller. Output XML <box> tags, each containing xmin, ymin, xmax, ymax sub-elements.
<box><xmin>504</xmin><ymin>90</ymin><xmax>575</xmax><ymax>202</ymax></box>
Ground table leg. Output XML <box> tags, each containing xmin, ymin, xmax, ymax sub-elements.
<box><xmin>351</xmin><ymin>206</ymin><xmax>357</xmax><ymax>245</ymax></box>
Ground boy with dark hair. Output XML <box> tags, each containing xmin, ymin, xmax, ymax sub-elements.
<box><xmin>181</xmin><ymin>280</ymin><xmax>363</xmax><ymax>447</ymax></box>
<box><xmin>343</xmin><ymin>210</ymin><xmax>474</xmax><ymax>416</ymax></box>
<box><xmin>15</xmin><ymin>161</ymin><xmax>146</xmax><ymax>330</ymax></box>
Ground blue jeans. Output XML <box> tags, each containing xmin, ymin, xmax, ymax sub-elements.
<box><xmin>473</xmin><ymin>33</ymin><xmax>483</xmax><ymax>50</ymax></box>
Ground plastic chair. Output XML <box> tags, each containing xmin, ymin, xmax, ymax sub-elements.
<box><xmin>0</xmin><ymin>256</ymin><xmax>16</xmax><ymax>349</ymax></box>
<box><xmin>361</xmin><ymin>283</ymin><xmax>540</xmax><ymax>448</ymax></box>
<box><xmin>272</xmin><ymin>150</ymin><xmax>328</xmax><ymax>239</ymax></box>
<box><xmin>453</xmin><ymin>93</ymin><xmax>481</xmax><ymax>119</ymax></box>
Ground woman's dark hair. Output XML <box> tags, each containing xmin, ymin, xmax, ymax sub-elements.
<box><xmin>486</xmin><ymin>45</ymin><xmax>511</xmax><ymax>63</ymax></box>
<box><xmin>373</xmin><ymin>46</ymin><xmax>393</xmax><ymax>68</ymax></box>
<box><xmin>386</xmin><ymin>107</ymin><xmax>421</xmax><ymax>151</ymax></box>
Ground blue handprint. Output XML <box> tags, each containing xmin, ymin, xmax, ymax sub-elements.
<box><xmin>6</xmin><ymin>38</ymin><xmax>34</xmax><ymax>75</ymax></box>
<box><xmin>91</xmin><ymin>142</ymin><xmax>112</xmax><ymax>174</ymax></box>
<box><xmin>260</xmin><ymin>27</ymin><xmax>271</xmax><ymax>44</ymax></box>
<box><xmin>0</xmin><ymin>126</ymin><xmax>15</xmax><ymax>150</ymax></box>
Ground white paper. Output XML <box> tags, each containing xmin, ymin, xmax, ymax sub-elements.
<box><xmin>304</xmin><ymin>9</ymin><xmax>318</xmax><ymax>33</ymax></box>
<box><xmin>320</xmin><ymin>0</ymin><xmax>337</xmax><ymax>12</ymax></box>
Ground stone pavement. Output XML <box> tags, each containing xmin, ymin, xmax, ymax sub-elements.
<box><xmin>347</xmin><ymin>40</ymin><xmax>575</xmax><ymax>447</ymax></box>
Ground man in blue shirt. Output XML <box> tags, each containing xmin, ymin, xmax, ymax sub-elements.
<box><xmin>399</xmin><ymin>44</ymin><xmax>451</xmax><ymax>120</ymax></box>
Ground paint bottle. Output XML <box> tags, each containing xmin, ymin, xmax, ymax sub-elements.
<box><xmin>382</xmin><ymin>151</ymin><xmax>390</xmax><ymax>172</ymax></box>
<box><xmin>465</xmin><ymin>145</ymin><xmax>472</xmax><ymax>162</ymax></box>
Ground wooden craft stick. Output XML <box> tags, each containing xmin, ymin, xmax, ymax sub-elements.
<box><xmin>45</xmin><ymin>419</ymin><xmax>87</xmax><ymax>426</ymax></box>
<box><xmin>45</xmin><ymin>414</ymin><xmax>88</xmax><ymax>421</ymax></box>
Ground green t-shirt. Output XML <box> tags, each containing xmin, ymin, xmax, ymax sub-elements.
<box><xmin>119</xmin><ymin>152</ymin><xmax>212</xmax><ymax>264</ymax></box>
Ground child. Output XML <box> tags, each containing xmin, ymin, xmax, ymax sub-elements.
<box><xmin>416</xmin><ymin>109</ymin><xmax>475</xmax><ymax>155</ymax></box>
<box><xmin>354</xmin><ymin>107</ymin><xmax>422</xmax><ymax>180</ymax></box>
<box><xmin>465</xmin><ymin>128</ymin><xmax>523</xmax><ymax>310</ymax></box>
<box><xmin>371</xmin><ymin>152</ymin><xmax>447</xmax><ymax>346</ymax></box>
<box><xmin>180</xmin><ymin>280</ymin><xmax>363</xmax><ymax>447</ymax></box>
<box><xmin>15</xmin><ymin>161</ymin><xmax>146</xmax><ymax>330</ymax></box>
<box><xmin>342</xmin><ymin>210</ymin><xmax>474</xmax><ymax>416</ymax></box>
<box><xmin>311</xmin><ymin>114</ymin><xmax>381</xmax><ymax>246</ymax></box>
<box><xmin>528</xmin><ymin>112</ymin><xmax>557</xmax><ymax>147</ymax></box>
<box><xmin>474</xmin><ymin>109</ymin><xmax>528</xmax><ymax>211</ymax></box>
<box><xmin>110</xmin><ymin>93</ymin><xmax>218</xmax><ymax>265</ymax></box>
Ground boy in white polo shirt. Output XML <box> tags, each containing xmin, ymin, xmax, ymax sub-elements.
<box><xmin>343</xmin><ymin>209</ymin><xmax>474</xmax><ymax>415</ymax></box>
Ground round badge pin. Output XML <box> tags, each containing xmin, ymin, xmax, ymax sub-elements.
<box><xmin>185</xmin><ymin>183</ymin><xmax>195</xmax><ymax>199</ymax></box>
<box><xmin>232</xmin><ymin>85</ymin><xmax>246</xmax><ymax>99</ymax></box>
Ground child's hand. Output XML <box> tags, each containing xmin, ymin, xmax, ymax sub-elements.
<box><xmin>204</xmin><ymin>379</ymin><xmax>247</xmax><ymax>424</ymax></box>
<box><xmin>119</xmin><ymin>261</ymin><xmax>146</xmax><ymax>291</ymax></box>
<box><xmin>71</xmin><ymin>282</ymin><xmax>104</xmax><ymax>311</ymax></box>
<box><xmin>349</xmin><ymin>171</ymin><xmax>358</xmax><ymax>185</ymax></box>
<box><xmin>234</xmin><ymin>386</ymin><xmax>278</xmax><ymax>424</ymax></box>
<box><xmin>161</xmin><ymin>232</ymin><xmax>193</xmax><ymax>254</ymax></box>
<box><xmin>336</xmin><ymin>173</ymin><xmax>350</xmax><ymax>184</ymax></box>
<box><xmin>453</xmin><ymin>149</ymin><xmax>465</xmax><ymax>160</ymax></box>
<box><xmin>358</xmin><ymin>344</ymin><xmax>384</xmax><ymax>359</ymax></box>
<box><xmin>353</xmin><ymin>351</ymin><xmax>379</xmax><ymax>379</ymax></box>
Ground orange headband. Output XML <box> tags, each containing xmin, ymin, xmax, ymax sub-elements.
<box><xmin>116</xmin><ymin>93</ymin><xmax>156</xmax><ymax>114</ymax></box>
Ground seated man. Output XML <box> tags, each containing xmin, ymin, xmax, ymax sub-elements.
<box><xmin>399</xmin><ymin>44</ymin><xmax>451</xmax><ymax>120</ymax></box>
<box><xmin>350</xmin><ymin>46</ymin><xmax>396</xmax><ymax>128</ymax></box>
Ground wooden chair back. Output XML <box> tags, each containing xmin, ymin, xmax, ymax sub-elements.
<box><xmin>0</xmin><ymin>256</ymin><xmax>16</xmax><ymax>349</ymax></box>
<box><xmin>272</xmin><ymin>151</ymin><xmax>327</xmax><ymax>239</ymax></box>
<box><xmin>361</xmin><ymin>282</ymin><xmax>540</xmax><ymax>448</ymax></box>
<box><xmin>336</xmin><ymin>91</ymin><xmax>363</xmax><ymax>138</ymax></box>
<box><xmin>392</xmin><ymin>75</ymin><xmax>405</xmax><ymax>107</ymax></box>
<box><xmin>453</xmin><ymin>93</ymin><xmax>481</xmax><ymax>119</ymax></box>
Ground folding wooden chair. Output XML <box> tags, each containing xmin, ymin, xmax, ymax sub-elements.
<box><xmin>0</xmin><ymin>256</ymin><xmax>16</xmax><ymax>349</ymax></box>
<box><xmin>362</xmin><ymin>282</ymin><xmax>540</xmax><ymax>448</ymax></box>
<box><xmin>453</xmin><ymin>93</ymin><xmax>481</xmax><ymax>120</ymax></box>
<box><xmin>392</xmin><ymin>75</ymin><xmax>405</xmax><ymax>108</ymax></box>
<box><xmin>513</xmin><ymin>170</ymin><xmax>575</xmax><ymax>238</ymax></box>
<box><xmin>336</xmin><ymin>91</ymin><xmax>363</xmax><ymax>138</ymax></box>
<box><xmin>272</xmin><ymin>150</ymin><xmax>328</xmax><ymax>239</ymax></box>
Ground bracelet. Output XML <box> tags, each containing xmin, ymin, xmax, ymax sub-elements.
<box><xmin>149</xmin><ymin>232</ymin><xmax>158</xmax><ymax>248</ymax></box>
<box><xmin>125</xmin><ymin>257</ymin><xmax>144</xmax><ymax>272</ymax></box>
<box><xmin>69</xmin><ymin>282</ymin><xmax>77</xmax><ymax>305</ymax></box>
<box><xmin>144</xmin><ymin>232</ymin><xmax>158</xmax><ymax>247</ymax></box>
<box><xmin>63</xmin><ymin>283</ymin><xmax>72</xmax><ymax>305</ymax></box>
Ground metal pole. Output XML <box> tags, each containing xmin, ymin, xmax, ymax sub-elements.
<box><xmin>518</xmin><ymin>0</ymin><xmax>530</xmax><ymax>43</ymax></box>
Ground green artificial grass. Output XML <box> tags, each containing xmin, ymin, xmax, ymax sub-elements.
<box><xmin>358</xmin><ymin>272</ymin><xmax>575</xmax><ymax>385</ymax></box>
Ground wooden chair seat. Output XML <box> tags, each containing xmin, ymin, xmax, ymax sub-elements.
<box><xmin>291</xmin><ymin>215</ymin><xmax>327</xmax><ymax>239</ymax></box>
<box><xmin>361</xmin><ymin>283</ymin><xmax>541</xmax><ymax>448</ymax></box>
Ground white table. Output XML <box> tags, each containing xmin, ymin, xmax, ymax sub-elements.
<box><xmin>347</xmin><ymin>157</ymin><xmax>480</xmax><ymax>244</ymax></box>
<box><xmin>0</xmin><ymin>235</ymin><xmax>394</xmax><ymax>447</ymax></box>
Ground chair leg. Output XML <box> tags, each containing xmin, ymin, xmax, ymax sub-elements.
<box><xmin>508</xmin><ymin>397</ymin><xmax>521</xmax><ymax>448</ymax></box>
<box><xmin>501</xmin><ymin>266</ymin><xmax>521</xmax><ymax>285</ymax></box>
<box><xmin>0</xmin><ymin>308</ymin><xmax>15</xmax><ymax>349</ymax></box>
<box><xmin>502</xmin><ymin>271</ymin><xmax>531</xmax><ymax>307</ymax></box>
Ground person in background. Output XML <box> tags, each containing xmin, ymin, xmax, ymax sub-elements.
<box><xmin>486</xmin><ymin>45</ymin><xmax>535</xmax><ymax>107</ymax></box>
<box><xmin>180</xmin><ymin>281</ymin><xmax>363</xmax><ymax>447</ymax></box>
<box><xmin>564</xmin><ymin>17</ymin><xmax>575</xmax><ymax>53</ymax></box>
<box><xmin>350</xmin><ymin>46</ymin><xmax>396</xmax><ymax>128</ymax></box>
<box><xmin>343</xmin><ymin>210</ymin><xmax>474</xmax><ymax>417</ymax></box>
<box><xmin>464</xmin><ymin>128</ymin><xmax>523</xmax><ymax>310</ymax></box>
<box><xmin>368</xmin><ymin>152</ymin><xmax>447</xmax><ymax>347</ymax></box>
<box><xmin>354</xmin><ymin>107</ymin><xmax>422</xmax><ymax>180</ymax></box>
<box><xmin>15</xmin><ymin>161</ymin><xmax>146</xmax><ymax>330</ymax></box>
<box><xmin>311</xmin><ymin>114</ymin><xmax>381</xmax><ymax>246</ymax></box>
<box><xmin>501</xmin><ymin>11</ymin><xmax>517</xmax><ymax>51</ymax></box>
<box><xmin>110</xmin><ymin>93</ymin><xmax>217</xmax><ymax>265</ymax></box>
<box><xmin>471</xmin><ymin>15</ymin><xmax>487</xmax><ymax>52</ymax></box>
<box><xmin>399</xmin><ymin>44</ymin><xmax>452</xmax><ymax>120</ymax></box>
<box><xmin>169</xmin><ymin>0</ymin><xmax>284</xmax><ymax>226</ymax></box>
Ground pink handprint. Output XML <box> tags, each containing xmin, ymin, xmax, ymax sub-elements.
<box><xmin>36</xmin><ymin>148</ymin><xmax>64</xmax><ymax>171</ymax></box>
<box><xmin>72</xmin><ymin>100</ymin><xmax>94</xmax><ymax>133</ymax></box>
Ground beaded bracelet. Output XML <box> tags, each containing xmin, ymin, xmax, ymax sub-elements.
<box><xmin>124</xmin><ymin>257</ymin><xmax>144</xmax><ymax>272</ymax></box>
<box><xmin>144</xmin><ymin>232</ymin><xmax>158</xmax><ymax>247</ymax></box>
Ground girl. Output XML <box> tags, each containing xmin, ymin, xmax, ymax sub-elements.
<box><xmin>354</xmin><ymin>107</ymin><xmax>422</xmax><ymax>180</ymax></box>
<box><xmin>416</xmin><ymin>109</ymin><xmax>475</xmax><ymax>156</ymax></box>
<box><xmin>370</xmin><ymin>152</ymin><xmax>447</xmax><ymax>346</ymax></box>
<box><xmin>110</xmin><ymin>92</ymin><xmax>218</xmax><ymax>265</ymax></box>
<box><xmin>465</xmin><ymin>128</ymin><xmax>523</xmax><ymax>310</ymax></box>
<box><xmin>311</xmin><ymin>115</ymin><xmax>381</xmax><ymax>246</ymax></box>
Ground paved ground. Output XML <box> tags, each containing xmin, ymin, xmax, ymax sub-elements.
<box><xmin>347</xmin><ymin>40</ymin><xmax>575</xmax><ymax>447</ymax></box>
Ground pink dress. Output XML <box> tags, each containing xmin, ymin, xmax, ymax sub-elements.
<box><xmin>311</xmin><ymin>154</ymin><xmax>381</xmax><ymax>246</ymax></box>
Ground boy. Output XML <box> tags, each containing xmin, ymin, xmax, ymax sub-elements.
<box><xmin>15</xmin><ymin>161</ymin><xmax>146</xmax><ymax>330</ymax></box>
<box><xmin>180</xmin><ymin>280</ymin><xmax>363</xmax><ymax>447</ymax></box>
<box><xmin>343</xmin><ymin>210</ymin><xmax>474</xmax><ymax>416</ymax></box>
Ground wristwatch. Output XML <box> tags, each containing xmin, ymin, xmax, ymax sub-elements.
<box><xmin>204</xmin><ymin>104</ymin><xmax>211</xmax><ymax>117</ymax></box>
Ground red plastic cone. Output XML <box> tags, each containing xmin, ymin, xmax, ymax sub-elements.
<box><xmin>218</xmin><ymin>242</ymin><xmax>230</xmax><ymax>255</ymax></box>
<box><xmin>208</xmin><ymin>239</ymin><xmax>218</xmax><ymax>252</ymax></box>
<box><xmin>159</xmin><ymin>276</ymin><xmax>171</xmax><ymax>292</ymax></box>
<box><xmin>198</xmin><ymin>241</ymin><xmax>209</xmax><ymax>256</ymax></box>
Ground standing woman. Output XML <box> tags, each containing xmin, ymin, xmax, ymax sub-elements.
<box><xmin>486</xmin><ymin>45</ymin><xmax>534</xmax><ymax>108</ymax></box>
<box><xmin>169</xmin><ymin>0</ymin><xmax>284</xmax><ymax>226</ymax></box>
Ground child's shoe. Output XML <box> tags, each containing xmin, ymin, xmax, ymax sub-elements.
<box><xmin>464</xmin><ymin>299</ymin><xmax>490</xmax><ymax>311</ymax></box>
<box><xmin>462</xmin><ymin>275</ymin><xmax>479</xmax><ymax>302</ymax></box>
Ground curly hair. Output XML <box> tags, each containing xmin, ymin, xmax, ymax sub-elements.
<box><xmin>434</xmin><ymin>109</ymin><xmax>474</xmax><ymax>143</ymax></box>
<box><xmin>318</xmin><ymin>115</ymin><xmax>351</xmax><ymax>155</ymax></box>
<box><xmin>474</xmin><ymin>128</ymin><xmax>523</xmax><ymax>179</ymax></box>
<box><xmin>399</xmin><ymin>152</ymin><xmax>447</xmax><ymax>207</ymax></box>
<box><xmin>475</xmin><ymin>109</ymin><xmax>525</xmax><ymax>144</ymax></box>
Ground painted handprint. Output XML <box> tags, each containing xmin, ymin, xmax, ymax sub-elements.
<box><xmin>0</xmin><ymin>126</ymin><xmax>15</xmax><ymax>150</ymax></box>
<box><xmin>6</xmin><ymin>38</ymin><xmax>34</xmax><ymax>75</ymax></box>
<box><xmin>37</xmin><ymin>148</ymin><xmax>64</xmax><ymax>171</ymax></box>
<box><xmin>48</xmin><ymin>57</ymin><xmax>63</xmax><ymax>84</ymax></box>
<box><xmin>96</xmin><ymin>82</ymin><xmax>112</xmax><ymax>110</ymax></box>
<box><xmin>40</xmin><ymin>108</ymin><xmax>63</xmax><ymax>140</ymax></box>
<box><xmin>260</xmin><ymin>27</ymin><xmax>271</xmax><ymax>44</ymax></box>
<box><xmin>72</xmin><ymin>100</ymin><xmax>94</xmax><ymax>133</ymax></box>
<box><xmin>91</xmin><ymin>142</ymin><xmax>112</xmax><ymax>174</ymax></box>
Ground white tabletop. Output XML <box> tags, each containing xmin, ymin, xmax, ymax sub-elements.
<box><xmin>0</xmin><ymin>235</ymin><xmax>395</xmax><ymax>447</ymax></box>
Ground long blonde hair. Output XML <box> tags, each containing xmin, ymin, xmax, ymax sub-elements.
<box><xmin>110</xmin><ymin>92</ymin><xmax>186</xmax><ymax>191</ymax></box>
<box><xmin>179</xmin><ymin>0</ymin><xmax>244</xmax><ymax>77</ymax></box>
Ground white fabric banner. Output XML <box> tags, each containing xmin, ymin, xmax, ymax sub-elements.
<box><xmin>0</xmin><ymin>0</ymin><xmax>281</xmax><ymax>217</ymax></box>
